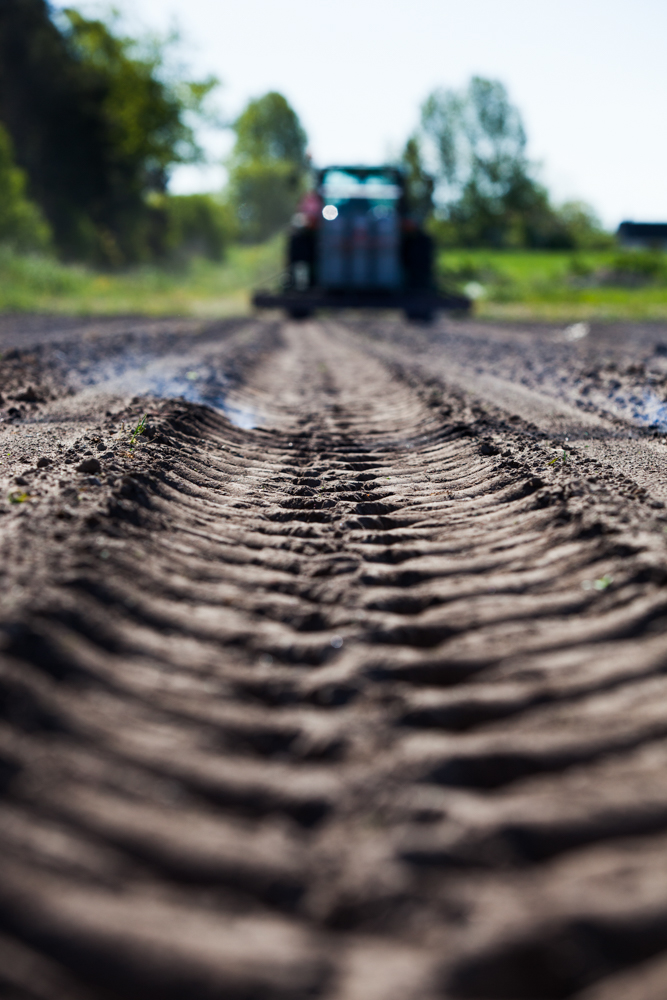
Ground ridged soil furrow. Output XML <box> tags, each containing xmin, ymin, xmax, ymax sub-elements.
<box><xmin>2</xmin><ymin>319</ymin><xmax>667</xmax><ymax>999</ymax></box>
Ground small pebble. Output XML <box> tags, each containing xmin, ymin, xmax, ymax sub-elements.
<box><xmin>36</xmin><ymin>457</ymin><xmax>51</xmax><ymax>468</ymax></box>
<box><xmin>14</xmin><ymin>476</ymin><xmax>28</xmax><ymax>486</ymax></box>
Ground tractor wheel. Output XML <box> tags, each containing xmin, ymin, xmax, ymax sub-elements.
<box><xmin>404</xmin><ymin>308</ymin><xmax>433</xmax><ymax>323</ymax></box>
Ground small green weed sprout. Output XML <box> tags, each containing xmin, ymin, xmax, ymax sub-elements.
<box><xmin>582</xmin><ymin>574</ymin><xmax>613</xmax><ymax>592</ymax></box>
<box><xmin>130</xmin><ymin>414</ymin><xmax>147</xmax><ymax>448</ymax></box>
<box><xmin>8</xmin><ymin>491</ymin><xmax>30</xmax><ymax>504</ymax></box>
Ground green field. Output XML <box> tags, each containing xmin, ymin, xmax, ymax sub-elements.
<box><xmin>438</xmin><ymin>249</ymin><xmax>667</xmax><ymax>321</ymax></box>
<box><xmin>1</xmin><ymin>240</ymin><xmax>667</xmax><ymax>322</ymax></box>
<box><xmin>0</xmin><ymin>237</ymin><xmax>284</xmax><ymax>317</ymax></box>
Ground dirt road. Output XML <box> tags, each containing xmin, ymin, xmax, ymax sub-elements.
<box><xmin>2</xmin><ymin>314</ymin><xmax>667</xmax><ymax>999</ymax></box>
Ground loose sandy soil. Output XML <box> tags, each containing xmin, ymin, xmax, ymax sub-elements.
<box><xmin>2</xmin><ymin>314</ymin><xmax>667</xmax><ymax>999</ymax></box>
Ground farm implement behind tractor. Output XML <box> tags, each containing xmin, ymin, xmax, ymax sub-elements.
<box><xmin>252</xmin><ymin>165</ymin><xmax>470</xmax><ymax>321</ymax></box>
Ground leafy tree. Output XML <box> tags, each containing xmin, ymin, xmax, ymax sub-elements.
<box><xmin>63</xmin><ymin>10</ymin><xmax>216</xmax><ymax>194</ymax></box>
<box><xmin>421</xmin><ymin>77</ymin><xmax>527</xmax><ymax>208</ymax></box>
<box><xmin>0</xmin><ymin>123</ymin><xmax>51</xmax><ymax>251</ymax></box>
<box><xmin>415</xmin><ymin>76</ymin><xmax>608</xmax><ymax>249</ymax></box>
<box><xmin>61</xmin><ymin>8</ymin><xmax>218</xmax><ymax>263</ymax></box>
<box><xmin>231</xmin><ymin>91</ymin><xmax>307</xmax><ymax>168</ymax></box>
<box><xmin>0</xmin><ymin>0</ymin><xmax>107</xmax><ymax>259</ymax></box>
<box><xmin>0</xmin><ymin>0</ymin><xmax>218</xmax><ymax>263</ymax></box>
<box><xmin>554</xmin><ymin>201</ymin><xmax>613</xmax><ymax>250</ymax></box>
<box><xmin>441</xmin><ymin>168</ymin><xmax>573</xmax><ymax>248</ymax></box>
<box><xmin>230</xmin><ymin>160</ymin><xmax>304</xmax><ymax>244</ymax></box>
<box><xmin>228</xmin><ymin>92</ymin><xmax>308</xmax><ymax>242</ymax></box>
<box><xmin>163</xmin><ymin>194</ymin><xmax>236</xmax><ymax>261</ymax></box>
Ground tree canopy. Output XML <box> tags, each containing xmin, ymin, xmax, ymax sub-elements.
<box><xmin>63</xmin><ymin>10</ymin><xmax>216</xmax><ymax>194</ymax></box>
<box><xmin>0</xmin><ymin>123</ymin><xmax>51</xmax><ymax>252</ymax></box>
<box><xmin>413</xmin><ymin>76</ymin><xmax>608</xmax><ymax>249</ymax></box>
<box><xmin>231</xmin><ymin>92</ymin><xmax>307</xmax><ymax>169</ymax></box>
<box><xmin>421</xmin><ymin>77</ymin><xmax>527</xmax><ymax>206</ymax></box>
<box><xmin>0</xmin><ymin>0</ymin><xmax>218</xmax><ymax>263</ymax></box>
<box><xmin>228</xmin><ymin>92</ymin><xmax>308</xmax><ymax>243</ymax></box>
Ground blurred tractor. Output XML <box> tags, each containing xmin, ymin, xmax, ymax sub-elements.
<box><xmin>252</xmin><ymin>165</ymin><xmax>469</xmax><ymax>321</ymax></box>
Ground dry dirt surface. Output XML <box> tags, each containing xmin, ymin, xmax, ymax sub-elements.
<box><xmin>3</xmin><ymin>314</ymin><xmax>667</xmax><ymax>999</ymax></box>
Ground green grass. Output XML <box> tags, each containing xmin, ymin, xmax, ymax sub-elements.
<box><xmin>2</xmin><ymin>239</ymin><xmax>667</xmax><ymax>322</ymax></box>
<box><xmin>0</xmin><ymin>236</ymin><xmax>284</xmax><ymax>317</ymax></box>
<box><xmin>438</xmin><ymin>249</ymin><xmax>667</xmax><ymax>321</ymax></box>
<box><xmin>129</xmin><ymin>414</ymin><xmax>147</xmax><ymax>447</ymax></box>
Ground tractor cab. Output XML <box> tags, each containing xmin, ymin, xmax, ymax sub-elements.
<box><xmin>252</xmin><ymin>164</ymin><xmax>469</xmax><ymax>320</ymax></box>
<box><xmin>314</xmin><ymin>166</ymin><xmax>403</xmax><ymax>292</ymax></box>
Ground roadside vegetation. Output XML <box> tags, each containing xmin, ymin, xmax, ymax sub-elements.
<box><xmin>437</xmin><ymin>249</ymin><xmax>667</xmax><ymax>321</ymax></box>
<box><xmin>0</xmin><ymin>3</ymin><xmax>663</xmax><ymax>321</ymax></box>
<box><xmin>3</xmin><ymin>241</ymin><xmax>667</xmax><ymax>320</ymax></box>
<box><xmin>0</xmin><ymin>238</ymin><xmax>283</xmax><ymax>316</ymax></box>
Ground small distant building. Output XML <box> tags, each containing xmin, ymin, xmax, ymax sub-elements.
<box><xmin>617</xmin><ymin>221</ymin><xmax>667</xmax><ymax>249</ymax></box>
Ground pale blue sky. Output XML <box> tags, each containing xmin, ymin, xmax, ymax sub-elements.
<box><xmin>53</xmin><ymin>0</ymin><xmax>667</xmax><ymax>228</ymax></box>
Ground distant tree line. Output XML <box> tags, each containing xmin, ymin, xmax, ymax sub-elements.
<box><xmin>222</xmin><ymin>77</ymin><xmax>611</xmax><ymax>252</ymax></box>
<box><xmin>0</xmin><ymin>4</ymin><xmax>611</xmax><ymax>264</ymax></box>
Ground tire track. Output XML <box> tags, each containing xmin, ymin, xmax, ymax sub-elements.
<box><xmin>1</xmin><ymin>319</ymin><xmax>667</xmax><ymax>998</ymax></box>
